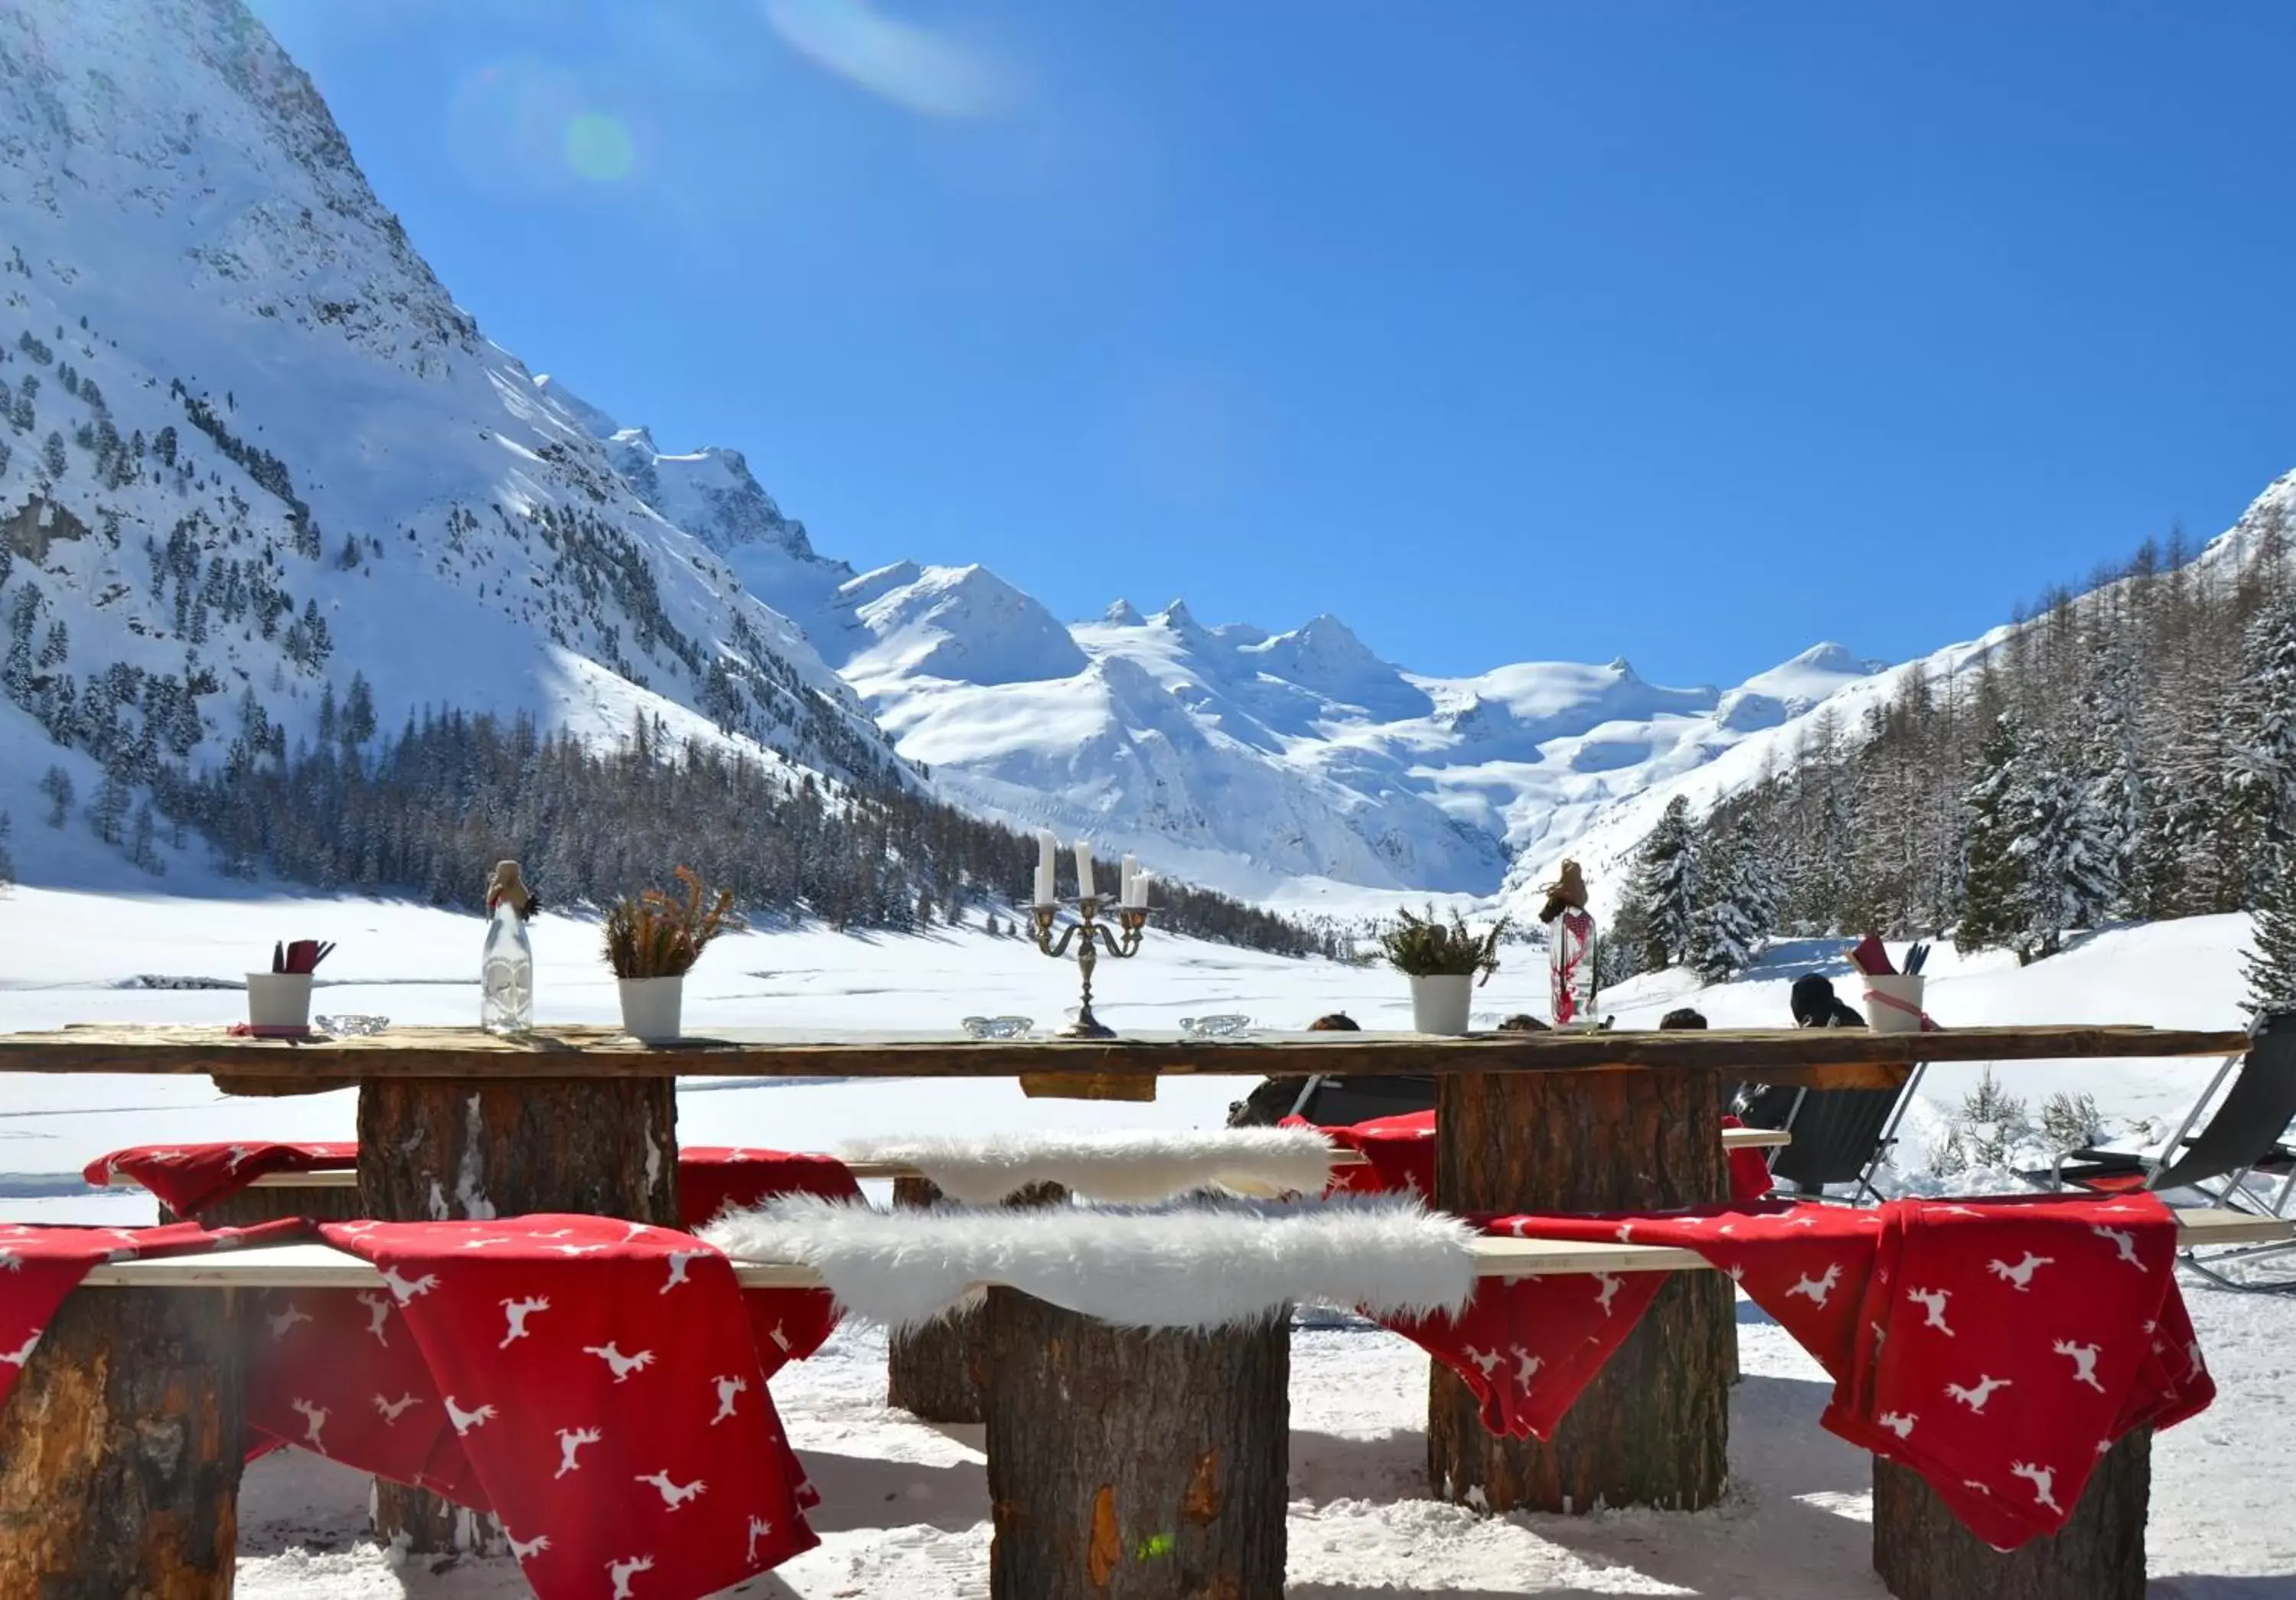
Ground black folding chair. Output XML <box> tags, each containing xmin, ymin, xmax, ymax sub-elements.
<box><xmin>2024</xmin><ymin>1009</ymin><xmax>2296</xmax><ymax>1291</ymax></box>
<box><xmin>1734</xmin><ymin>1054</ymin><xmax>1928</xmax><ymax>1206</ymax></box>
<box><xmin>1287</xmin><ymin>1073</ymin><xmax>1437</xmax><ymax>1127</ymax></box>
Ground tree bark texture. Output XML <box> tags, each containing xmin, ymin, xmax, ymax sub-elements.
<box><xmin>1428</xmin><ymin>1064</ymin><xmax>1730</xmax><ymax>1513</ymax></box>
<box><xmin>885</xmin><ymin>1177</ymin><xmax>1068</xmax><ymax>1425</ymax></box>
<box><xmin>0</xmin><ymin>1286</ymin><xmax>242</xmax><ymax>1598</ymax></box>
<box><xmin>161</xmin><ymin>1183</ymin><xmax>369</xmax><ymax>1229</ymax></box>
<box><xmin>983</xmin><ymin>1288</ymin><xmax>1287</xmax><ymax>1600</ymax></box>
<box><xmin>357</xmin><ymin>1076</ymin><xmax>680</xmax><ymax>1554</ymax></box>
<box><xmin>1872</xmin><ymin>1430</ymin><xmax>2148</xmax><ymax>1600</ymax></box>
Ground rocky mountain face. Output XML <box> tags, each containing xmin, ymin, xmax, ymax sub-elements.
<box><xmin>0</xmin><ymin>0</ymin><xmax>903</xmax><ymax>873</ymax></box>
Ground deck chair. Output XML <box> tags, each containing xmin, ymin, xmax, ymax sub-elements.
<box><xmin>2027</xmin><ymin>1008</ymin><xmax>2296</xmax><ymax>1290</ymax></box>
<box><xmin>1735</xmin><ymin>1069</ymin><xmax>1928</xmax><ymax>1206</ymax></box>
<box><xmin>1287</xmin><ymin>1073</ymin><xmax>1438</xmax><ymax>1128</ymax></box>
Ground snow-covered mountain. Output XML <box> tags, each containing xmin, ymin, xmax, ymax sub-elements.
<box><xmin>0</xmin><ymin>0</ymin><xmax>902</xmax><ymax>860</ymax></box>
<box><xmin>5</xmin><ymin>0</ymin><xmax>2285</xmax><ymax>922</ymax></box>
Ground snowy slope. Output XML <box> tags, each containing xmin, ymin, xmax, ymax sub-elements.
<box><xmin>0</xmin><ymin>0</ymin><xmax>904</xmax><ymax>877</ymax></box>
<box><xmin>5</xmin><ymin>890</ymin><xmax>2291</xmax><ymax>1595</ymax></box>
<box><xmin>1505</xmin><ymin>468</ymin><xmax>2296</xmax><ymax>928</ymax></box>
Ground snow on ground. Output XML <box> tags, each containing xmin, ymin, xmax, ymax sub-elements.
<box><xmin>3</xmin><ymin>887</ymin><xmax>2291</xmax><ymax>1594</ymax></box>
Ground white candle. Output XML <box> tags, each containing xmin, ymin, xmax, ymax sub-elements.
<box><xmin>1034</xmin><ymin>831</ymin><xmax>1058</xmax><ymax>906</ymax></box>
<box><xmin>1134</xmin><ymin>870</ymin><xmax>1153</xmax><ymax>908</ymax></box>
<box><xmin>1120</xmin><ymin>854</ymin><xmax>1139</xmax><ymax>907</ymax></box>
<box><xmin>1075</xmin><ymin>840</ymin><xmax>1096</xmax><ymax>902</ymax></box>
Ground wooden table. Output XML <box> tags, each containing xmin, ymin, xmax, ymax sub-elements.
<box><xmin>0</xmin><ymin>1023</ymin><xmax>2252</xmax><ymax>1523</ymax></box>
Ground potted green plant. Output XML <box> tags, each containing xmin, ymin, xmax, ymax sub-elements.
<box><xmin>1380</xmin><ymin>906</ymin><xmax>1508</xmax><ymax>1035</ymax></box>
<box><xmin>603</xmin><ymin>867</ymin><xmax>742</xmax><ymax>1043</ymax></box>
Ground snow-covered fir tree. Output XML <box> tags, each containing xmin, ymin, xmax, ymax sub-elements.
<box><xmin>2226</xmin><ymin>599</ymin><xmax>2296</xmax><ymax>872</ymax></box>
<box><xmin>1956</xmin><ymin>713</ymin><xmax>2028</xmax><ymax>956</ymax></box>
<box><xmin>2006</xmin><ymin>744</ymin><xmax>2118</xmax><ymax>962</ymax></box>
<box><xmin>2079</xmin><ymin>631</ymin><xmax>2151</xmax><ymax>918</ymax></box>
<box><xmin>2244</xmin><ymin>840</ymin><xmax>2296</xmax><ymax>1017</ymax></box>
<box><xmin>1689</xmin><ymin>811</ymin><xmax>1769</xmax><ymax>981</ymax></box>
<box><xmin>1618</xmin><ymin>794</ymin><xmax>1698</xmax><ymax>971</ymax></box>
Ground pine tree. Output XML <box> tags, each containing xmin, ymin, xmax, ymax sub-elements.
<box><xmin>2006</xmin><ymin>748</ymin><xmax>2118</xmax><ymax>961</ymax></box>
<box><xmin>88</xmin><ymin>769</ymin><xmax>130</xmax><ymax>846</ymax></box>
<box><xmin>1623</xmin><ymin>795</ymin><xmax>1698</xmax><ymax>970</ymax></box>
<box><xmin>1689</xmin><ymin>812</ymin><xmax>1764</xmax><ymax>982</ymax></box>
<box><xmin>38</xmin><ymin>766</ymin><xmax>71</xmax><ymax>829</ymax></box>
<box><xmin>2244</xmin><ymin>838</ymin><xmax>2296</xmax><ymax>1017</ymax></box>
<box><xmin>2226</xmin><ymin>600</ymin><xmax>2296</xmax><ymax>877</ymax></box>
<box><xmin>0</xmin><ymin>810</ymin><xmax>13</xmax><ymax>888</ymax></box>
<box><xmin>40</xmin><ymin>429</ymin><xmax>65</xmax><ymax>479</ymax></box>
<box><xmin>2079</xmin><ymin>635</ymin><xmax>2150</xmax><ymax>917</ymax></box>
<box><xmin>1956</xmin><ymin>715</ymin><xmax>2027</xmax><ymax>955</ymax></box>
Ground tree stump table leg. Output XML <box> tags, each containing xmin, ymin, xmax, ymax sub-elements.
<box><xmin>165</xmin><ymin>1184</ymin><xmax>370</xmax><ymax>1229</ymax></box>
<box><xmin>1427</xmin><ymin>1066</ymin><xmax>1730</xmax><ymax>1513</ymax></box>
<box><xmin>358</xmin><ymin>1076</ymin><xmax>680</xmax><ymax>1556</ymax></box>
<box><xmin>0</xmin><ymin>1286</ymin><xmax>242</xmax><ymax>1597</ymax></box>
<box><xmin>1872</xmin><ymin>1430</ymin><xmax>2148</xmax><ymax>1600</ymax></box>
<box><xmin>983</xmin><ymin>1288</ymin><xmax>1287</xmax><ymax>1600</ymax></box>
<box><xmin>886</xmin><ymin>1178</ymin><xmax>1067</xmax><ymax>1425</ymax></box>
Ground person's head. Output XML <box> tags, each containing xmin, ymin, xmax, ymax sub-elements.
<box><xmin>1790</xmin><ymin>975</ymin><xmax>1838</xmax><ymax>1028</ymax></box>
<box><xmin>1308</xmin><ymin>1012</ymin><xmax>1360</xmax><ymax>1031</ymax></box>
<box><xmin>1498</xmin><ymin>1014</ymin><xmax>1548</xmax><ymax>1032</ymax></box>
<box><xmin>1658</xmin><ymin>1007</ymin><xmax>1708</xmax><ymax>1030</ymax></box>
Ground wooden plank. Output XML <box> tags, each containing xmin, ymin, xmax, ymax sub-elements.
<box><xmin>75</xmin><ymin>1210</ymin><xmax>2287</xmax><ymax>1291</ymax></box>
<box><xmin>0</xmin><ymin>1023</ymin><xmax>2251</xmax><ymax>1086</ymax></box>
<box><xmin>102</xmin><ymin>1128</ymin><xmax>1799</xmax><ymax>1194</ymax></box>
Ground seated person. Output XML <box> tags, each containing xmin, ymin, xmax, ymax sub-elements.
<box><xmin>1734</xmin><ymin>974</ymin><xmax>1864</xmax><ymax>1127</ymax></box>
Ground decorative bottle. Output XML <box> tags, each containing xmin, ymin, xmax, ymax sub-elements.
<box><xmin>481</xmin><ymin>860</ymin><xmax>536</xmax><ymax>1033</ymax></box>
<box><xmin>1537</xmin><ymin>858</ymin><xmax>1598</xmax><ymax>1026</ymax></box>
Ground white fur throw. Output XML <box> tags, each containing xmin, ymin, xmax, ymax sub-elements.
<box><xmin>836</xmin><ymin>1126</ymin><xmax>1338</xmax><ymax>1204</ymax></box>
<box><xmin>703</xmin><ymin>1194</ymin><xmax>1476</xmax><ymax>1334</ymax></box>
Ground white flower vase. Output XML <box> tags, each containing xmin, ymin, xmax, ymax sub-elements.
<box><xmin>618</xmin><ymin>976</ymin><xmax>685</xmax><ymax>1044</ymax></box>
<box><xmin>245</xmin><ymin>972</ymin><xmax>314</xmax><ymax>1033</ymax></box>
<box><xmin>1408</xmin><ymin>973</ymin><xmax>1474</xmax><ymax>1036</ymax></box>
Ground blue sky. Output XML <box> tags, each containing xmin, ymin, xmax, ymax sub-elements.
<box><xmin>250</xmin><ymin>0</ymin><xmax>2296</xmax><ymax>685</ymax></box>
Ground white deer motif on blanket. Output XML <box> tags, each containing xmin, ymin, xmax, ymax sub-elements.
<box><xmin>380</xmin><ymin>1268</ymin><xmax>438</xmax><ymax>1304</ymax></box>
<box><xmin>289</xmin><ymin>1398</ymin><xmax>328</xmax><ymax>1450</ymax></box>
<box><xmin>504</xmin><ymin>1531</ymin><xmax>550</xmax><ymax>1560</ymax></box>
<box><xmin>2092</xmin><ymin>1226</ymin><xmax>2143</xmax><ymax>1269</ymax></box>
<box><xmin>608</xmin><ymin>1556</ymin><xmax>654</xmax><ymax>1598</ymax></box>
<box><xmin>1945</xmin><ymin>1375</ymin><xmax>2012</xmax><ymax>1413</ymax></box>
<box><xmin>1786</xmin><ymin>1263</ymin><xmax>1843</xmax><ymax>1308</ymax></box>
<box><xmin>635</xmin><ymin>1470</ymin><xmax>707</xmax><ymax>1510</ymax></box>
<box><xmin>2</xmin><ymin>1331</ymin><xmax>41</xmax><ymax>1367</ymax></box>
<box><xmin>661</xmin><ymin>1251</ymin><xmax>708</xmax><ymax>1293</ymax></box>
<box><xmin>709</xmin><ymin>1375</ymin><xmax>747</xmax><ymax>1426</ymax></box>
<box><xmin>444</xmin><ymin>1396</ymin><xmax>497</xmax><ymax>1435</ymax></box>
<box><xmin>585</xmin><ymin>1343</ymin><xmax>657</xmax><ymax>1382</ymax></box>
<box><xmin>356</xmin><ymin>1291</ymin><xmax>393</xmax><ymax>1347</ymax></box>
<box><xmin>1593</xmin><ymin>1272</ymin><xmax>1624</xmax><ymax>1317</ymax></box>
<box><xmin>746</xmin><ymin>1516</ymin><xmax>775</xmax><ymax>1562</ymax></box>
<box><xmin>373</xmin><ymin>1393</ymin><xmax>421</xmax><ymax>1424</ymax></box>
<box><xmin>1907</xmin><ymin>1288</ymin><xmax>1955</xmax><ymax>1336</ymax></box>
<box><xmin>267</xmin><ymin>1302</ymin><xmax>313</xmax><ymax>1340</ymax></box>
<box><xmin>1877</xmin><ymin>1410</ymin><xmax>1916</xmax><ymax>1439</ymax></box>
<box><xmin>1985</xmin><ymin>1252</ymin><xmax>2053</xmax><ymax>1291</ymax></box>
<box><xmin>556</xmin><ymin>1427</ymin><xmax>602</xmax><ymax>1478</ymax></box>
<box><xmin>2009</xmin><ymin>1461</ymin><xmax>2062</xmax><ymax>1513</ymax></box>
<box><xmin>2052</xmin><ymin>1339</ymin><xmax>2105</xmax><ymax>1393</ymax></box>
<box><xmin>498</xmin><ymin>1296</ymin><xmax>550</xmax><ymax>1348</ymax></box>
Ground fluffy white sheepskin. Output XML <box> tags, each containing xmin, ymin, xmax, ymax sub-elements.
<box><xmin>836</xmin><ymin>1126</ymin><xmax>1338</xmax><ymax>1203</ymax></box>
<box><xmin>703</xmin><ymin>1194</ymin><xmax>1476</xmax><ymax>1333</ymax></box>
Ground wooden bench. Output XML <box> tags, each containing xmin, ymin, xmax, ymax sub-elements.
<box><xmin>5</xmin><ymin>1207</ymin><xmax>2282</xmax><ymax>1600</ymax></box>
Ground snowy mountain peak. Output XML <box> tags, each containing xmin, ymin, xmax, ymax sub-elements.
<box><xmin>526</xmin><ymin>374</ymin><xmax>823</xmax><ymax>565</ymax></box>
<box><xmin>845</xmin><ymin>563</ymin><xmax>1089</xmax><ymax>687</ymax></box>
<box><xmin>1104</xmin><ymin>599</ymin><xmax>1146</xmax><ymax>625</ymax></box>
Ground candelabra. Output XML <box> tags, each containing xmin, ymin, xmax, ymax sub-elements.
<box><xmin>1032</xmin><ymin>896</ymin><xmax>1150</xmax><ymax>1038</ymax></box>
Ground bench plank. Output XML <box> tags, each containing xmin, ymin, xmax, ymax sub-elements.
<box><xmin>75</xmin><ymin>1210</ymin><xmax>2285</xmax><ymax>1292</ymax></box>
